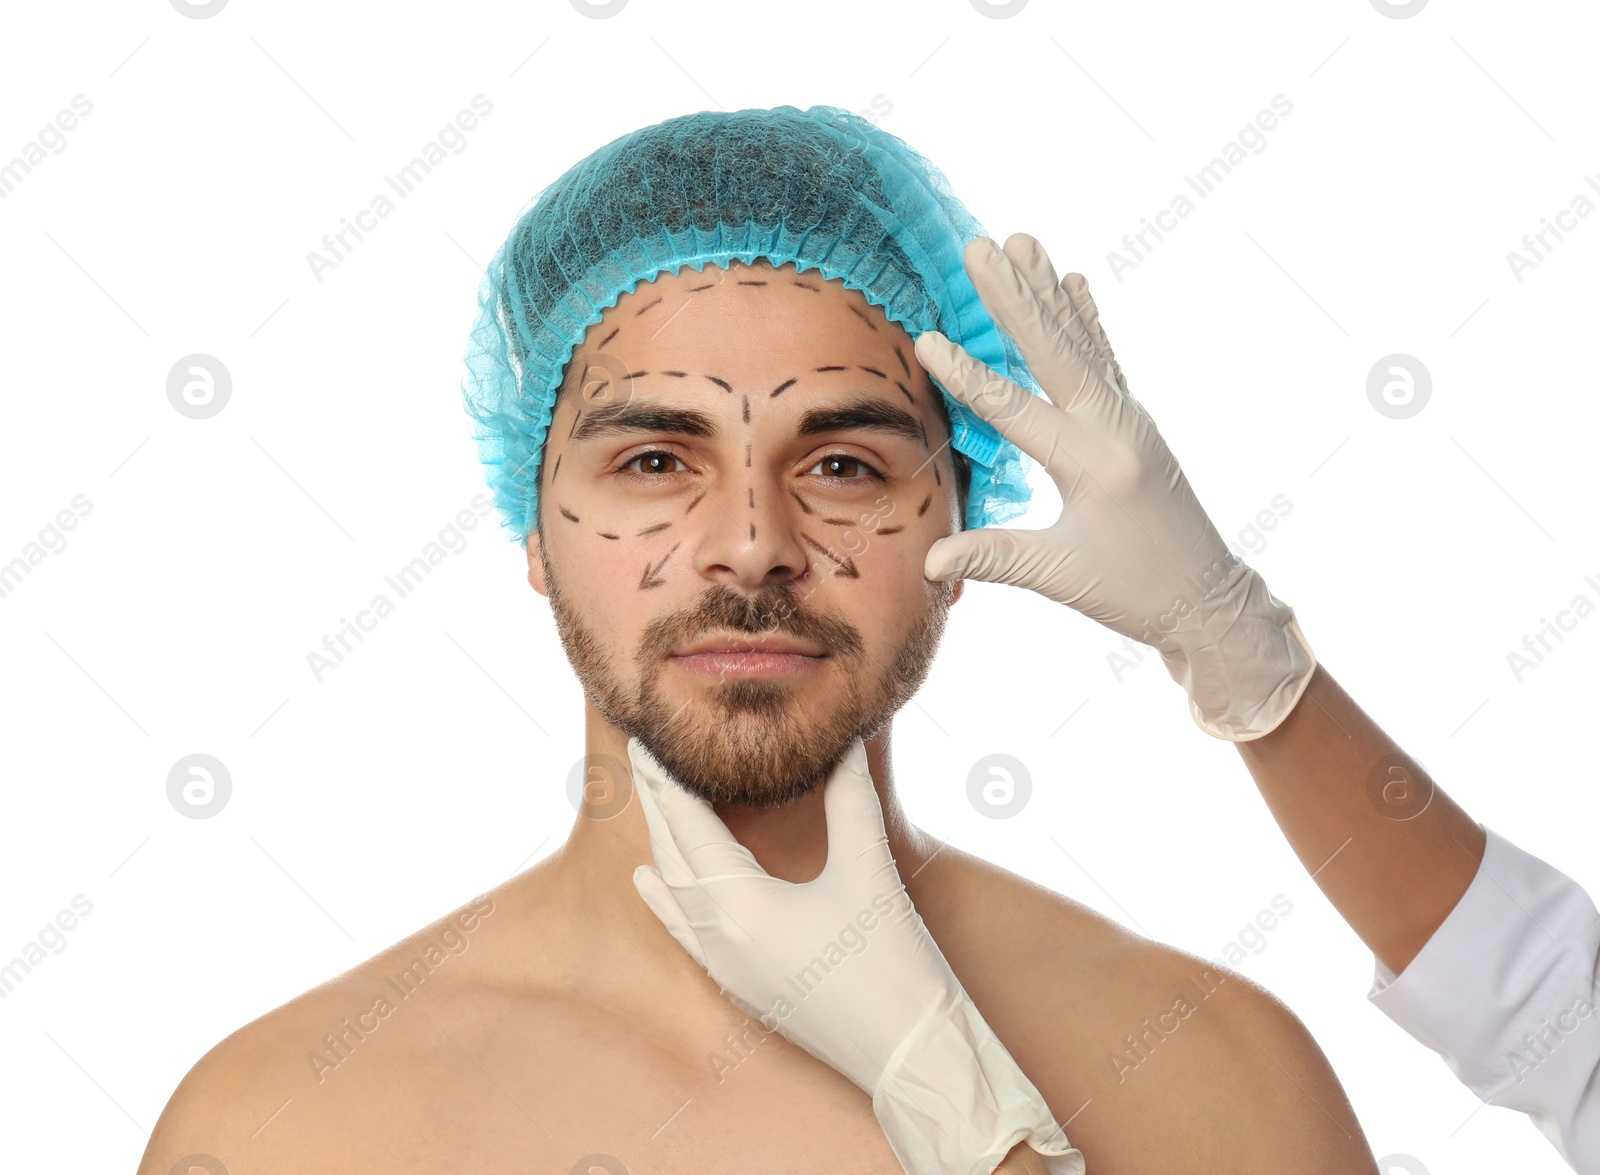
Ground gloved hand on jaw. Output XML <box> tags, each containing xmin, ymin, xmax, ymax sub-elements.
<box><xmin>626</xmin><ymin>735</ymin><xmax>1086</xmax><ymax>1175</ymax></box>
<box><xmin>913</xmin><ymin>234</ymin><xmax>1317</xmax><ymax>742</ymax></box>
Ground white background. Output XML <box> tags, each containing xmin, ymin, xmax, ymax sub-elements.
<box><xmin>1</xmin><ymin>1</ymin><xmax>1596</xmax><ymax>1172</ymax></box>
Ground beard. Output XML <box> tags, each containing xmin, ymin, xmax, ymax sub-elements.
<box><xmin>542</xmin><ymin>543</ymin><xmax>954</xmax><ymax>809</ymax></box>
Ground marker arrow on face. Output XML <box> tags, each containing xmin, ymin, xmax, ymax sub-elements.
<box><xmin>638</xmin><ymin>541</ymin><xmax>682</xmax><ymax>591</ymax></box>
<box><xmin>800</xmin><ymin>532</ymin><xmax>859</xmax><ymax>579</ymax></box>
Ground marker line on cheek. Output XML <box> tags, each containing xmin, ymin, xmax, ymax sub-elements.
<box><xmin>636</xmin><ymin>521</ymin><xmax>672</xmax><ymax>537</ymax></box>
<box><xmin>917</xmin><ymin>494</ymin><xmax>931</xmax><ymax>516</ymax></box>
<box><xmin>559</xmin><ymin>506</ymin><xmax>580</xmax><ymax>523</ymax></box>
<box><xmin>685</xmin><ymin>492</ymin><xmax>706</xmax><ymax>515</ymax></box>
<box><xmin>550</xmin><ymin>454</ymin><xmax>561</xmax><ymax>485</ymax></box>
<box><xmin>800</xmin><ymin>532</ymin><xmax>859</xmax><ymax>579</ymax></box>
<box><xmin>789</xmin><ymin>489</ymin><xmax>813</xmax><ymax>515</ymax></box>
<box><xmin>638</xmin><ymin>541</ymin><xmax>681</xmax><ymax>591</ymax></box>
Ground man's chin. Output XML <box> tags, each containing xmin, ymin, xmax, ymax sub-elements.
<box><xmin>629</xmin><ymin>698</ymin><xmax>859</xmax><ymax>810</ymax></box>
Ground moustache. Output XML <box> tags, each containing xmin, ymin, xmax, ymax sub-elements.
<box><xmin>639</xmin><ymin>582</ymin><xmax>863</xmax><ymax>662</ymax></box>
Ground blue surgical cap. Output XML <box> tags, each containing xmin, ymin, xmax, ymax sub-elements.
<box><xmin>461</xmin><ymin>103</ymin><xmax>1043</xmax><ymax>540</ymax></box>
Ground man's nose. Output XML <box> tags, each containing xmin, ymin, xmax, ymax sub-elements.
<box><xmin>688</xmin><ymin>474</ymin><xmax>814</xmax><ymax>591</ymax></box>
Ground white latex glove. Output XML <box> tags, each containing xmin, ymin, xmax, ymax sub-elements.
<box><xmin>914</xmin><ymin>234</ymin><xmax>1316</xmax><ymax>742</ymax></box>
<box><xmin>627</xmin><ymin>735</ymin><xmax>1086</xmax><ymax>1175</ymax></box>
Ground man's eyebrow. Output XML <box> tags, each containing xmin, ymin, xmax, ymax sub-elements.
<box><xmin>567</xmin><ymin>394</ymin><xmax>927</xmax><ymax>447</ymax></box>
<box><xmin>796</xmin><ymin>396</ymin><xmax>924</xmax><ymax>444</ymax></box>
<box><xmin>568</xmin><ymin>403</ymin><xmax>720</xmax><ymax>442</ymax></box>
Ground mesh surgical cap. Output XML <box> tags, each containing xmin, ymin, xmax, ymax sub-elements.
<box><xmin>461</xmin><ymin>103</ymin><xmax>1046</xmax><ymax>541</ymax></box>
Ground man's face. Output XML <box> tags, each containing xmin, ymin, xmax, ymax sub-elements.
<box><xmin>527</xmin><ymin>258</ymin><xmax>966</xmax><ymax>808</ymax></box>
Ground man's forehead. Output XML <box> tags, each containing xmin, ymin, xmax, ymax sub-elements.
<box><xmin>574</xmin><ymin>260</ymin><xmax>912</xmax><ymax>367</ymax></box>
<box><xmin>555</xmin><ymin>261</ymin><xmax>940</xmax><ymax>444</ymax></box>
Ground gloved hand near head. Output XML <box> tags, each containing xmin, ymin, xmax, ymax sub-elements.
<box><xmin>628</xmin><ymin>735</ymin><xmax>1085</xmax><ymax>1175</ymax></box>
<box><xmin>913</xmin><ymin>235</ymin><xmax>1316</xmax><ymax>743</ymax></box>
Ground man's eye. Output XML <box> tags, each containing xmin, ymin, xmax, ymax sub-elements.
<box><xmin>621</xmin><ymin>451</ymin><xmax>686</xmax><ymax>476</ymax></box>
<box><xmin>806</xmin><ymin>454</ymin><xmax>882</xmax><ymax>480</ymax></box>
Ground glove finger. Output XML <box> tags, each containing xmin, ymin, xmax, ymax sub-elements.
<box><xmin>913</xmin><ymin>330</ymin><xmax>1073</xmax><ymax>479</ymax></box>
<box><xmin>924</xmin><ymin>528</ymin><xmax>1055</xmax><ymax>591</ymax></box>
<box><xmin>627</xmin><ymin>737</ymin><xmax>765</xmax><ymax>884</ymax></box>
<box><xmin>962</xmin><ymin>236</ymin><xmax>1120</xmax><ymax>420</ymax></box>
<box><xmin>1061</xmin><ymin>272</ymin><xmax>1130</xmax><ymax>397</ymax></box>
<box><xmin>819</xmin><ymin>737</ymin><xmax>893</xmax><ymax>875</ymax></box>
<box><xmin>632</xmin><ymin>863</ymin><xmax>710</xmax><ymax>970</ymax></box>
<box><xmin>1002</xmin><ymin>233</ymin><xmax>1122</xmax><ymax>397</ymax></box>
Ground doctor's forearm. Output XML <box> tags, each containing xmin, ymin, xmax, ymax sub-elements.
<box><xmin>1232</xmin><ymin>662</ymin><xmax>1487</xmax><ymax>975</ymax></box>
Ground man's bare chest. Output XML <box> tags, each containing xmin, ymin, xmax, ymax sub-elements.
<box><xmin>267</xmin><ymin>985</ymin><xmax>907</xmax><ymax>1175</ymax></box>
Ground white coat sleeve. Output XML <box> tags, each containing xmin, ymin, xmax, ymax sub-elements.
<box><xmin>1367</xmin><ymin>825</ymin><xmax>1600</xmax><ymax>1173</ymax></box>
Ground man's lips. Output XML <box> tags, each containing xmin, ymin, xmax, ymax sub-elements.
<box><xmin>669</xmin><ymin>633</ymin><xmax>829</xmax><ymax>678</ymax></box>
<box><xmin>672</xmin><ymin>633</ymin><xmax>829</xmax><ymax>658</ymax></box>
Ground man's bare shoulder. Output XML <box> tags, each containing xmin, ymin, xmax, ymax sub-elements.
<box><xmin>916</xmin><ymin>845</ymin><xmax>1376</xmax><ymax>1175</ymax></box>
<box><xmin>136</xmin><ymin>877</ymin><xmax>530</xmax><ymax>1175</ymax></box>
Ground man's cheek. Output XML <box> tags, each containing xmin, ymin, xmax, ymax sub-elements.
<box><xmin>814</xmin><ymin>493</ymin><xmax>913</xmax><ymax>571</ymax></box>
